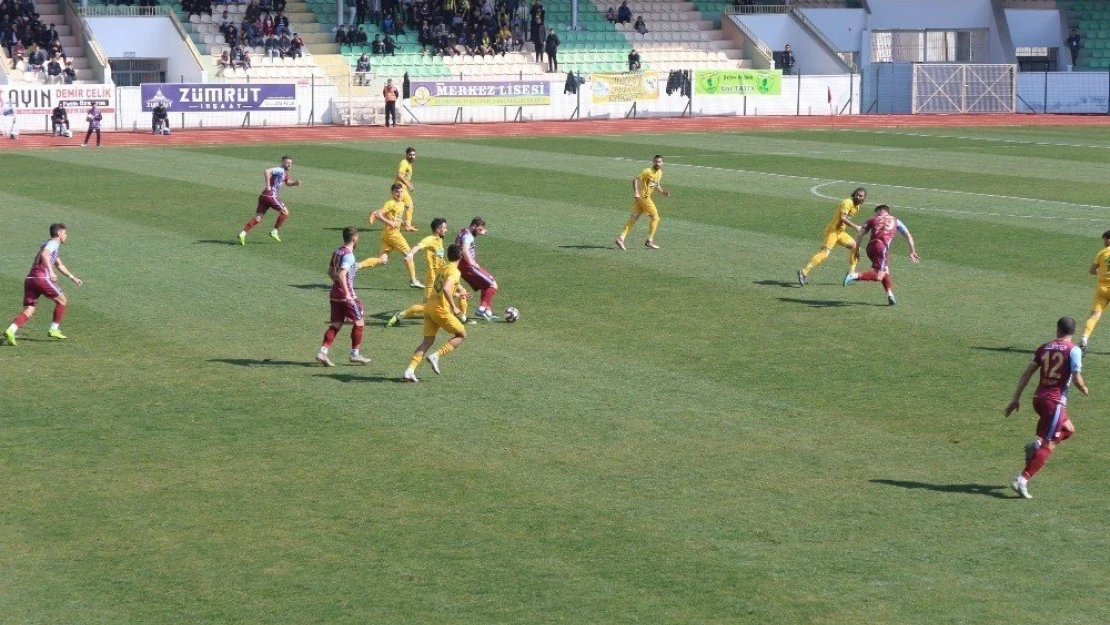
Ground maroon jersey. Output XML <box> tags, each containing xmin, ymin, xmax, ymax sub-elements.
<box><xmin>327</xmin><ymin>245</ymin><xmax>358</xmax><ymax>300</ymax></box>
<box><xmin>28</xmin><ymin>238</ymin><xmax>61</xmax><ymax>278</ymax></box>
<box><xmin>862</xmin><ymin>214</ymin><xmax>906</xmax><ymax>247</ymax></box>
<box><xmin>1032</xmin><ymin>339</ymin><xmax>1083</xmax><ymax>404</ymax></box>
<box><xmin>455</xmin><ymin>227</ymin><xmax>479</xmax><ymax>270</ymax></box>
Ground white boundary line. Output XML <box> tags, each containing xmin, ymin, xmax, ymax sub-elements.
<box><xmin>835</xmin><ymin>129</ymin><xmax>1110</xmax><ymax>150</ymax></box>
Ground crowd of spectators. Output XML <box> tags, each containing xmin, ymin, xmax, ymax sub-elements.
<box><xmin>1</xmin><ymin>1</ymin><xmax>78</xmax><ymax>82</ymax></box>
<box><xmin>214</xmin><ymin>0</ymin><xmax>304</xmax><ymax>63</ymax></box>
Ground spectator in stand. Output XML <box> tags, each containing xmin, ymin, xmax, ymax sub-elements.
<box><xmin>45</xmin><ymin>53</ymin><xmax>60</xmax><ymax>82</ymax></box>
<box><xmin>217</xmin><ymin>49</ymin><xmax>231</xmax><ymax>72</ymax></box>
<box><xmin>223</xmin><ymin>22</ymin><xmax>238</xmax><ymax>45</ymax></box>
<box><xmin>382</xmin><ymin>77</ymin><xmax>399</xmax><ymax>127</ymax></box>
<box><xmin>371</xmin><ymin>33</ymin><xmax>383</xmax><ymax>54</ymax></box>
<box><xmin>528</xmin><ymin>0</ymin><xmax>543</xmax><ymax>27</ymax></box>
<box><xmin>242</xmin><ymin>47</ymin><xmax>253</xmax><ymax>68</ymax></box>
<box><xmin>1067</xmin><ymin>28</ymin><xmax>1081</xmax><ymax>67</ymax></box>
<box><xmin>43</xmin><ymin>22</ymin><xmax>57</xmax><ymax>45</ymax></box>
<box><xmin>510</xmin><ymin>21</ymin><xmax>524</xmax><ymax>51</ymax></box>
<box><xmin>277</xmin><ymin>32</ymin><xmax>292</xmax><ymax>56</ymax></box>
<box><xmin>355</xmin><ymin>52</ymin><xmax>370</xmax><ymax>85</ymax></box>
<box><xmin>10</xmin><ymin>40</ymin><xmax>25</xmax><ymax>69</ymax></box>
<box><xmin>248</xmin><ymin>21</ymin><xmax>264</xmax><ymax>46</ymax></box>
<box><xmin>264</xmin><ymin>32</ymin><xmax>279</xmax><ymax>56</ymax></box>
<box><xmin>219</xmin><ymin>9</ymin><xmax>232</xmax><ymax>30</ymax></box>
<box><xmin>496</xmin><ymin>23</ymin><xmax>511</xmax><ymax>55</ymax></box>
<box><xmin>335</xmin><ymin>24</ymin><xmax>348</xmax><ymax>44</ymax></box>
<box><xmin>62</xmin><ymin>59</ymin><xmax>75</xmax><ymax>83</ymax></box>
<box><xmin>628</xmin><ymin>47</ymin><xmax>640</xmax><ymax>71</ymax></box>
<box><xmin>51</xmin><ymin>103</ymin><xmax>68</xmax><ymax>135</ymax></box>
<box><xmin>605</xmin><ymin>7</ymin><xmax>616</xmax><ymax>23</ymax></box>
<box><xmin>260</xmin><ymin>0</ymin><xmax>272</xmax><ymax>12</ymax></box>
<box><xmin>530</xmin><ymin>14</ymin><xmax>542</xmax><ymax>61</ymax></box>
<box><xmin>382</xmin><ymin>12</ymin><xmax>394</xmax><ymax>34</ymax></box>
<box><xmin>418</xmin><ymin>21</ymin><xmax>432</xmax><ymax>53</ymax></box>
<box><xmin>633</xmin><ymin>15</ymin><xmax>647</xmax><ymax>35</ymax></box>
<box><xmin>289</xmin><ymin>32</ymin><xmax>303</xmax><ymax>57</ymax></box>
<box><xmin>262</xmin><ymin>12</ymin><xmax>274</xmax><ymax>35</ymax></box>
<box><xmin>356</xmin><ymin>26</ymin><xmax>368</xmax><ymax>43</ymax></box>
<box><xmin>230</xmin><ymin>45</ymin><xmax>245</xmax><ymax>68</ymax></box>
<box><xmin>245</xmin><ymin>0</ymin><xmax>261</xmax><ymax>22</ymax></box>
<box><xmin>544</xmin><ymin>27</ymin><xmax>558</xmax><ymax>72</ymax></box>
<box><xmin>274</xmin><ymin>0</ymin><xmax>286</xmax><ymax>12</ymax></box>
<box><xmin>478</xmin><ymin>30</ymin><xmax>492</xmax><ymax>56</ymax></box>
<box><xmin>436</xmin><ymin>30</ymin><xmax>454</xmax><ymax>56</ymax></box>
<box><xmin>781</xmin><ymin>43</ymin><xmax>795</xmax><ymax>75</ymax></box>
<box><xmin>356</xmin><ymin>0</ymin><xmax>368</xmax><ymax>25</ymax></box>
<box><xmin>49</xmin><ymin>38</ymin><xmax>63</xmax><ymax>60</ymax></box>
<box><xmin>384</xmin><ymin>31</ymin><xmax>396</xmax><ymax>55</ymax></box>
<box><xmin>26</xmin><ymin>42</ymin><xmax>43</xmax><ymax>74</ymax></box>
<box><xmin>455</xmin><ymin>29</ymin><xmax>472</xmax><ymax>55</ymax></box>
<box><xmin>616</xmin><ymin>0</ymin><xmax>631</xmax><ymax>24</ymax></box>
<box><xmin>4</xmin><ymin>25</ymin><xmax>20</xmax><ymax>60</ymax></box>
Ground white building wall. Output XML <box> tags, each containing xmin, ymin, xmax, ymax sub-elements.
<box><xmin>865</xmin><ymin>0</ymin><xmax>1007</xmax><ymax>63</ymax></box>
<box><xmin>86</xmin><ymin>17</ymin><xmax>204</xmax><ymax>83</ymax></box>
<box><xmin>733</xmin><ymin>14</ymin><xmax>845</xmax><ymax>75</ymax></box>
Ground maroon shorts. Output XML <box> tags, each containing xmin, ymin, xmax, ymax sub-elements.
<box><xmin>329</xmin><ymin>298</ymin><xmax>364</xmax><ymax>324</ymax></box>
<box><xmin>256</xmin><ymin>192</ymin><xmax>287</xmax><ymax>215</ymax></box>
<box><xmin>1033</xmin><ymin>396</ymin><xmax>1070</xmax><ymax>443</ymax></box>
<box><xmin>23</xmin><ymin>275</ymin><xmax>63</xmax><ymax>306</ymax></box>
<box><xmin>866</xmin><ymin>239</ymin><xmax>889</xmax><ymax>272</ymax></box>
<box><xmin>460</xmin><ymin>265</ymin><xmax>496</xmax><ymax>291</ymax></box>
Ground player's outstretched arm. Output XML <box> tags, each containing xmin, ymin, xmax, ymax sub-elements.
<box><xmin>55</xmin><ymin>259</ymin><xmax>81</xmax><ymax>286</ymax></box>
<box><xmin>1074</xmin><ymin>371</ymin><xmax>1089</xmax><ymax>396</ymax></box>
<box><xmin>902</xmin><ymin>229</ymin><xmax>920</xmax><ymax>263</ymax></box>
<box><xmin>1005</xmin><ymin>361</ymin><xmax>1039</xmax><ymax>416</ymax></box>
<box><xmin>632</xmin><ymin>177</ymin><xmax>641</xmax><ymax>199</ymax></box>
<box><xmin>402</xmin><ymin>244</ymin><xmax>423</xmax><ymax>263</ymax></box>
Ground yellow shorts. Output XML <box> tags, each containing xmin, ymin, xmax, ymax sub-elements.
<box><xmin>379</xmin><ymin>229</ymin><xmax>411</xmax><ymax>255</ymax></box>
<box><xmin>400</xmin><ymin>189</ymin><xmax>413</xmax><ymax>210</ymax></box>
<box><xmin>822</xmin><ymin>229</ymin><xmax>855</xmax><ymax>250</ymax></box>
<box><xmin>423</xmin><ymin>311</ymin><xmax>465</xmax><ymax>337</ymax></box>
<box><xmin>1092</xmin><ymin>285</ymin><xmax>1110</xmax><ymax>313</ymax></box>
<box><xmin>632</xmin><ymin>198</ymin><xmax>658</xmax><ymax>219</ymax></box>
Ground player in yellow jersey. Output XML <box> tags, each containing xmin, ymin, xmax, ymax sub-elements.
<box><xmin>386</xmin><ymin>217</ymin><xmax>470</xmax><ymax>326</ymax></box>
<box><xmin>396</xmin><ymin>147</ymin><xmax>419</xmax><ymax>231</ymax></box>
<box><xmin>615</xmin><ymin>154</ymin><xmax>670</xmax><ymax>250</ymax></box>
<box><xmin>797</xmin><ymin>187</ymin><xmax>867</xmax><ymax>286</ymax></box>
<box><xmin>1080</xmin><ymin>230</ymin><xmax>1110</xmax><ymax>353</ymax></box>
<box><xmin>358</xmin><ymin>183</ymin><xmax>423</xmax><ymax>288</ymax></box>
<box><xmin>403</xmin><ymin>244</ymin><xmax>468</xmax><ymax>382</ymax></box>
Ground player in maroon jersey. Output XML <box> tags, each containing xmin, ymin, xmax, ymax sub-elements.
<box><xmin>316</xmin><ymin>226</ymin><xmax>372</xmax><ymax>366</ymax></box>
<box><xmin>5</xmin><ymin>223</ymin><xmax>83</xmax><ymax>346</ymax></box>
<box><xmin>237</xmin><ymin>155</ymin><xmax>301</xmax><ymax>245</ymax></box>
<box><xmin>455</xmin><ymin>216</ymin><xmax>500</xmax><ymax>320</ymax></box>
<box><xmin>842</xmin><ymin>205</ymin><xmax>919</xmax><ymax>305</ymax></box>
<box><xmin>1003</xmin><ymin>317</ymin><xmax>1089</xmax><ymax>499</ymax></box>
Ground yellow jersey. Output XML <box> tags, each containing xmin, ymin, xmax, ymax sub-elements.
<box><xmin>379</xmin><ymin>199</ymin><xmax>406</xmax><ymax>233</ymax></box>
<box><xmin>1095</xmin><ymin>246</ymin><xmax>1110</xmax><ymax>287</ymax></box>
<box><xmin>825</xmin><ymin>197</ymin><xmax>859</xmax><ymax>234</ymax></box>
<box><xmin>417</xmin><ymin>235</ymin><xmax>445</xmax><ymax>277</ymax></box>
<box><xmin>638</xmin><ymin>167</ymin><xmax>662</xmax><ymax>199</ymax></box>
<box><xmin>431</xmin><ymin>261</ymin><xmax>462</xmax><ymax>317</ymax></box>
<box><xmin>396</xmin><ymin>159</ymin><xmax>413</xmax><ymax>187</ymax></box>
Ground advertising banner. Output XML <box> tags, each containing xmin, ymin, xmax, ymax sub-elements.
<box><xmin>590</xmin><ymin>72</ymin><xmax>660</xmax><ymax>104</ymax></box>
<box><xmin>1</xmin><ymin>84</ymin><xmax>114</xmax><ymax>114</ymax></box>
<box><xmin>140</xmin><ymin>83</ymin><xmax>296</xmax><ymax>111</ymax></box>
<box><xmin>694</xmin><ymin>70</ymin><xmax>782</xmax><ymax>96</ymax></box>
<box><xmin>410</xmin><ymin>81</ymin><xmax>551</xmax><ymax>106</ymax></box>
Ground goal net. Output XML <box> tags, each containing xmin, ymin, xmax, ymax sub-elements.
<box><xmin>912</xmin><ymin>64</ymin><xmax>1017</xmax><ymax>114</ymax></box>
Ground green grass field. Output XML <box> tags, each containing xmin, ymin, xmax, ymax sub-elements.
<box><xmin>1</xmin><ymin>125</ymin><xmax>1109</xmax><ymax>624</ymax></box>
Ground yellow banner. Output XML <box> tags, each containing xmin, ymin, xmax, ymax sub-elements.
<box><xmin>590</xmin><ymin>72</ymin><xmax>660</xmax><ymax>104</ymax></box>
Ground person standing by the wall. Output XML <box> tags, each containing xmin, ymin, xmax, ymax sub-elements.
<box><xmin>781</xmin><ymin>43</ymin><xmax>796</xmax><ymax>76</ymax></box>
<box><xmin>382</xmin><ymin>78</ymin><xmax>399</xmax><ymax>127</ymax></box>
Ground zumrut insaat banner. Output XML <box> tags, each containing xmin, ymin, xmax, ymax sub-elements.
<box><xmin>140</xmin><ymin>84</ymin><xmax>297</xmax><ymax>111</ymax></box>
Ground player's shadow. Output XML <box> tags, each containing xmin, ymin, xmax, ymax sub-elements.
<box><xmin>315</xmin><ymin>373</ymin><xmax>406</xmax><ymax>384</ymax></box>
<box><xmin>970</xmin><ymin>346</ymin><xmax>1032</xmax><ymax>355</ymax></box>
<box><xmin>753</xmin><ymin>279</ymin><xmax>798</xmax><ymax>288</ymax></box>
<box><xmin>208</xmin><ymin>358</ymin><xmax>318</xmax><ymax>368</ymax></box>
<box><xmin>288</xmin><ymin>283</ymin><xmax>329</xmax><ymax>290</ymax></box>
<box><xmin>558</xmin><ymin>245</ymin><xmax>611</xmax><ymax>250</ymax></box>
<box><xmin>870</xmin><ymin>479</ymin><xmax>1012</xmax><ymax>499</ymax></box>
<box><xmin>194</xmin><ymin>239</ymin><xmax>241</xmax><ymax>246</ymax></box>
<box><xmin>776</xmin><ymin>297</ymin><xmax>884</xmax><ymax>308</ymax></box>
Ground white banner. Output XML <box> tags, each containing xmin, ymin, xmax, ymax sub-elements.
<box><xmin>1</xmin><ymin>84</ymin><xmax>116</xmax><ymax>115</ymax></box>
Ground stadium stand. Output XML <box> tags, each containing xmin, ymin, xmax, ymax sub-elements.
<box><xmin>1059</xmin><ymin>0</ymin><xmax>1110</xmax><ymax>70</ymax></box>
<box><xmin>1</xmin><ymin>0</ymin><xmax>97</xmax><ymax>84</ymax></box>
<box><xmin>602</xmin><ymin>0</ymin><xmax>746</xmax><ymax>71</ymax></box>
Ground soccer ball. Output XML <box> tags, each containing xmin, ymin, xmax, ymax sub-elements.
<box><xmin>64</xmin><ymin>130</ymin><xmax>73</xmax><ymax>138</ymax></box>
<box><xmin>504</xmin><ymin>306</ymin><xmax>519</xmax><ymax>323</ymax></box>
<box><xmin>161</xmin><ymin>128</ymin><xmax>171</xmax><ymax>136</ymax></box>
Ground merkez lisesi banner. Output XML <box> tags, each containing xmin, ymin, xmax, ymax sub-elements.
<box><xmin>1</xmin><ymin>85</ymin><xmax>115</xmax><ymax>114</ymax></box>
<box><xmin>409</xmin><ymin>81</ymin><xmax>551</xmax><ymax>106</ymax></box>
<box><xmin>694</xmin><ymin>70</ymin><xmax>782</xmax><ymax>96</ymax></box>
<box><xmin>140</xmin><ymin>84</ymin><xmax>296</xmax><ymax>111</ymax></box>
<box><xmin>590</xmin><ymin>72</ymin><xmax>659</xmax><ymax>104</ymax></box>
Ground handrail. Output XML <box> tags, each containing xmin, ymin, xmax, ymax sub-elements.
<box><xmin>723</xmin><ymin>5</ymin><xmax>792</xmax><ymax>15</ymax></box>
<box><xmin>79</xmin><ymin>4</ymin><xmax>170</xmax><ymax>16</ymax></box>
<box><xmin>167</xmin><ymin>7</ymin><xmax>208</xmax><ymax>72</ymax></box>
<box><xmin>61</xmin><ymin>0</ymin><xmax>112</xmax><ymax>83</ymax></box>
<box><xmin>792</xmin><ymin>7</ymin><xmax>856</xmax><ymax>71</ymax></box>
<box><xmin>724</xmin><ymin>13</ymin><xmax>774</xmax><ymax>64</ymax></box>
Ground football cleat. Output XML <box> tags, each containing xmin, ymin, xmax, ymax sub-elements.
<box><xmin>796</xmin><ymin>269</ymin><xmax>807</xmax><ymax>287</ymax></box>
<box><xmin>4</xmin><ymin>328</ymin><xmax>16</xmax><ymax>346</ymax></box>
<box><xmin>1011</xmin><ymin>475</ymin><xmax>1031</xmax><ymax>499</ymax></box>
<box><xmin>403</xmin><ymin>224</ymin><xmax>419</xmax><ymax>232</ymax></box>
<box><xmin>386</xmin><ymin>312</ymin><xmax>402</xmax><ymax>328</ymax></box>
<box><xmin>237</xmin><ymin>232</ymin><xmax>246</xmax><ymax>245</ymax></box>
<box><xmin>403</xmin><ymin>370</ymin><xmax>419</xmax><ymax>383</ymax></box>
<box><xmin>842</xmin><ymin>272</ymin><xmax>855</xmax><ymax>287</ymax></box>
<box><xmin>614</xmin><ymin>237</ymin><xmax>626</xmax><ymax>250</ymax></box>
<box><xmin>349</xmin><ymin>353</ymin><xmax>371</xmax><ymax>365</ymax></box>
<box><xmin>409</xmin><ymin>280</ymin><xmax>425</xmax><ymax>289</ymax></box>
<box><xmin>887</xmin><ymin>293</ymin><xmax>897</xmax><ymax>306</ymax></box>
<box><xmin>47</xmin><ymin>329</ymin><xmax>67</xmax><ymax>340</ymax></box>
<box><xmin>315</xmin><ymin>351</ymin><xmax>335</xmax><ymax>367</ymax></box>
<box><xmin>269</xmin><ymin>230</ymin><xmax>282</xmax><ymax>243</ymax></box>
<box><xmin>645</xmin><ymin>240</ymin><xmax>660</xmax><ymax>249</ymax></box>
<box><xmin>426</xmin><ymin>352</ymin><xmax>441</xmax><ymax>374</ymax></box>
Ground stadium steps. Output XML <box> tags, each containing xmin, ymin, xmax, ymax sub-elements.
<box><xmin>1059</xmin><ymin>0</ymin><xmax>1110</xmax><ymax>70</ymax></box>
<box><xmin>593</xmin><ymin>0</ymin><xmax>745</xmax><ymax>71</ymax></box>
